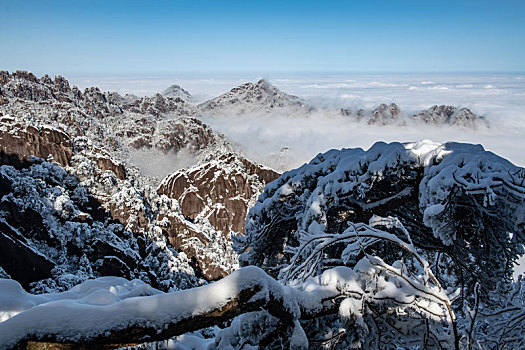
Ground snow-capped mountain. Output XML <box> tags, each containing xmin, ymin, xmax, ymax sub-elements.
<box><xmin>197</xmin><ymin>79</ymin><xmax>310</xmax><ymax>116</ymax></box>
<box><xmin>162</xmin><ymin>84</ymin><xmax>192</xmax><ymax>101</ymax></box>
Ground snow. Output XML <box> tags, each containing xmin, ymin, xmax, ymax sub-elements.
<box><xmin>289</xmin><ymin>320</ymin><xmax>308</xmax><ymax>349</ymax></box>
<box><xmin>0</xmin><ymin>277</ymin><xmax>161</xmax><ymax>323</ymax></box>
<box><xmin>247</xmin><ymin>140</ymin><xmax>525</xmax><ymax>250</ymax></box>
<box><xmin>0</xmin><ymin>264</ymin><xmax>406</xmax><ymax>347</ymax></box>
<box><xmin>0</xmin><ymin>267</ymin><xmax>283</xmax><ymax>347</ymax></box>
<box><xmin>160</xmin><ymin>334</ymin><xmax>214</xmax><ymax>350</ymax></box>
<box><xmin>338</xmin><ymin>297</ymin><xmax>362</xmax><ymax>319</ymax></box>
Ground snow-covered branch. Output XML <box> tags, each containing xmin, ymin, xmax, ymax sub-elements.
<box><xmin>0</xmin><ymin>267</ymin><xmax>291</xmax><ymax>348</ymax></box>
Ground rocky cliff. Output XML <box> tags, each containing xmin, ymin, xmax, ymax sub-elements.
<box><xmin>412</xmin><ymin>104</ymin><xmax>483</xmax><ymax>127</ymax></box>
<box><xmin>158</xmin><ymin>153</ymin><xmax>279</xmax><ymax>236</ymax></box>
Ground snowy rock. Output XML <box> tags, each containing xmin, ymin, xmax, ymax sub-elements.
<box><xmin>369</xmin><ymin>103</ymin><xmax>401</xmax><ymax>125</ymax></box>
<box><xmin>1</xmin><ymin>70</ymin><xmax>56</xmax><ymax>103</ymax></box>
<box><xmin>122</xmin><ymin>93</ymin><xmax>199</xmax><ymax>117</ymax></box>
<box><xmin>340</xmin><ymin>103</ymin><xmax>402</xmax><ymax>125</ymax></box>
<box><xmin>0</xmin><ymin>218</ymin><xmax>55</xmax><ymax>289</ymax></box>
<box><xmin>339</xmin><ymin>103</ymin><xmax>484</xmax><ymax>128</ymax></box>
<box><xmin>412</xmin><ymin>104</ymin><xmax>484</xmax><ymax>127</ymax></box>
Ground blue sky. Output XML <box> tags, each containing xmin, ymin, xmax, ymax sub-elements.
<box><xmin>1</xmin><ymin>0</ymin><xmax>524</xmax><ymax>75</ymax></box>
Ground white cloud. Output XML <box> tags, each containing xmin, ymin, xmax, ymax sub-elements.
<box><xmin>129</xmin><ymin>147</ymin><xmax>197</xmax><ymax>180</ymax></box>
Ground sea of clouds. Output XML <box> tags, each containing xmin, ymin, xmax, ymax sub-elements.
<box><xmin>70</xmin><ymin>73</ymin><xmax>525</xmax><ymax>170</ymax></box>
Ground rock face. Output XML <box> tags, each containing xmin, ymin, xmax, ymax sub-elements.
<box><xmin>0</xmin><ymin>116</ymin><xmax>73</xmax><ymax>168</ymax></box>
<box><xmin>412</xmin><ymin>105</ymin><xmax>483</xmax><ymax>127</ymax></box>
<box><xmin>0</xmin><ymin>214</ymin><xmax>55</xmax><ymax>289</ymax></box>
<box><xmin>121</xmin><ymin>93</ymin><xmax>199</xmax><ymax>117</ymax></box>
<box><xmin>158</xmin><ymin>153</ymin><xmax>279</xmax><ymax>236</ymax></box>
<box><xmin>0</xmin><ymin>125</ymin><xmax>204</xmax><ymax>292</ymax></box>
<box><xmin>113</xmin><ymin>113</ymin><xmax>215</xmax><ymax>154</ymax></box>
<box><xmin>162</xmin><ymin>84</ymin><xmax>192</xmax><ymax>101</ymax></box>
<box><xmin>198</xmin><ymin>79</ymin><xmax>309</xmax><ymax>116</ymax></box>
<box><xmin>155</xmin><ymin>153</ymin><xmax>279</xmax><ymax>280</ymax></box>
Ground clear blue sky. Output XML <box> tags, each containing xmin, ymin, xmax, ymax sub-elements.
<box><xmin>1</xmin><ymin>0</ymin><xmax>524</xmax><ymax>75</ymax></box>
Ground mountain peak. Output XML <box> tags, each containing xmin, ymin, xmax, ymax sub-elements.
<box><xmin>256</xmin><ymin>78</ymin><xmax>270</xmax><ymax>86</ymax></box>
<box><xmin>161</xmin><ymin>84</ymin><xmax>192</xmax><ymax>101</ymax></box>
<box><xmin>198</xmin><ymin>79</ymin><xmax>307</xmax><ymax>116</ymax></box>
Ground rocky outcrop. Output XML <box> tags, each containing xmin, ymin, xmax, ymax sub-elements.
<box><xmin>0</xmin><ymin>218</ymin><xmax>55</xmax><ymax>289</ymax></box>
<box><xmin>1</xmin><ymin>71</ymin><xmax>56</xmax><ymax>103</ymax></box>
<box><xmin>0</xmin><ymin>116</ymin><xmax>73</xmax><ymax>167</ymax></box>
<box><xmin>156</xmin><ymin>211</ymin><xmax>235</xmax><ymax>280</ymax></box>
<box><xmin>0</xmin><ymin>160</ymin><xmax>138</xmax><ymax>289</ymax></box>
<box><xmin>111</xmin><ymin>112</ymin><xmax>216</xmax><ymax>155</ymax></box>
<box><xmin>340</xmin><ymin>103</ymin><xmax>483</xmax><ymax>127</ymax></box>
<box><xmin>340</xmin><ymin>103</ymin><xmax>402</xmax><ymax>125</ymax></box>
<box><xmin>0</xmin><ymin>71</ymin><xmax>198</xmax><ymax>122</ymax></box>
<box><xmin>153</xmin><ymin>152</ymin><xmax>279</xmax><ymax>280</ymax></box>
<box><xmin>0</xmin><ymin>143</ymin><xmax>202</xmax><ymax>292</ymax></box>
<box><xmin>158</xmin><ymin>153</ymin><xmax>279</xmax><ymax>236</ymax></box>
<box><xmin>82</xmin><ymin>86</ymin><xmax>123</xmax><ymax>118</ymax></box>
<box><xmin>369</xmin><ymin>103</ymin><xmax>401</xmax><ymax>124</ymax></box>
<box><xmin>0</xmin><ymin>70</ymin><xmax>86</xmax><ymax>106</ymax></box>
<box><xmin>198</xmin><ymin>79</ymin><xmax>309</xmax><ymax>116</ymax></box>
<box><xmin>412</xmin><ymin>105</ymin><xmax>483</xmax><ymax>128</ymax></box>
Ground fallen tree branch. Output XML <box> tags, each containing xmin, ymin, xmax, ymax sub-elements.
<box><xmin>1</xmin><ymin>267</ymin><xmax>296</xmax><ymax>349</ymax></box>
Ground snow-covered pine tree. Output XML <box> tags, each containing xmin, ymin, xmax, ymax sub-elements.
<box><xmin>235</xmin><ymin>141</ymin><xmax>525</xmax><ymax>348</ymax></box>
